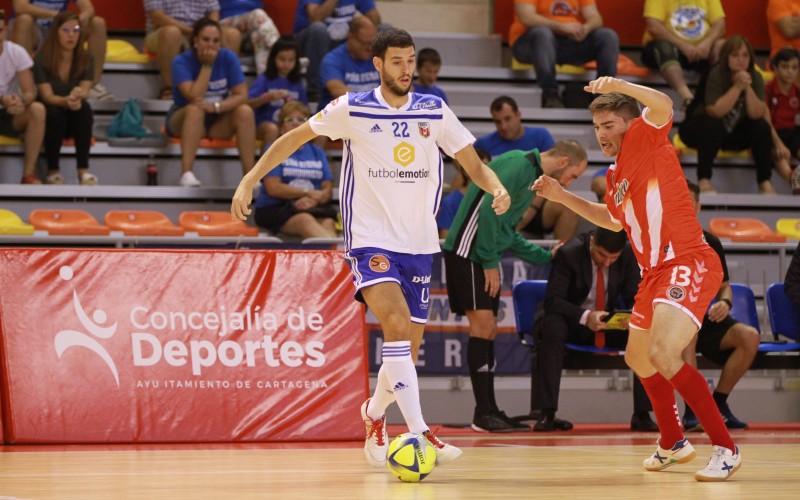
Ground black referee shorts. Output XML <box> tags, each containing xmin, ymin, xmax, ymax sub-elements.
<box><xmin>696</xmin><ymin>314</ymin><xmax>738</xmax><ymax>365</ymax></box>
<box><xmin>443</xmin><ymin>250</ymin><xmax>500</xmax><ymax>316</ymax></box>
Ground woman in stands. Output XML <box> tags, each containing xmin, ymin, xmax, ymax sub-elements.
<box><xmin>253</xmin><ymin>101</ymin><xmax>337</xmax><ymax>239</ymax></box>
<box><xmin>166</xmin><ymin>17</ymin><xmax>255</xmax><ymax>187</ymax></box>
<box><xmin>247</xmin><ymin>37</ymin><xmax>308</xmax><ymax>148</ymax></box>
<box><xmin>679</xmin><ymin>35</ymin><xmax>790</xmax><ymax>194</ymax></box>
<box><xmin>33</xmin><ymin>11</ymin><xmax>97</xmax><ymax>185</ymax></box>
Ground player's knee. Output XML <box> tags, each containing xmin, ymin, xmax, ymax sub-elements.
<box><xmin>738</xmin><ymin>325</ymin><xmax>761</xmax><ymax>353</ymax></box>
<box><xmin>594</xmin><ymin>27</ymin><xmax>619</xmax><ymax>47</ymax></box>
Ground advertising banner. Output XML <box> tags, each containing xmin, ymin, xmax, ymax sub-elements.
<box><xmin>367</xmin><ymin>255</ymin><xmax>551</xmax><ymax>375</ymax></box>
<box><xmin>0</xmin><ymin>249</ymin><xmax>367</xmax><ymax>443</ymax></box>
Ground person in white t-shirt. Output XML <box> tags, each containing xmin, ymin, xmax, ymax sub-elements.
<box><xmin>232</xmin><ymin>27</ymin><xmax>510</xmax><ymax>472</ymax></box>
<box><xmin>0</xmin><ymin>10</ymin><xmax>45</xmax><ymax>183</ymax></box>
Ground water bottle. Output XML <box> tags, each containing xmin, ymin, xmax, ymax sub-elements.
<box><xmin>146</xmin><ymin>155</ymin><xmax>158</xmax><ymax>186</ymax></box>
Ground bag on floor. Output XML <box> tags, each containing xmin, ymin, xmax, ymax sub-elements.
<box><xmin>108</xmin><ymin>98</ymin><xmax>147</xmax><ymax>138</ymax></box>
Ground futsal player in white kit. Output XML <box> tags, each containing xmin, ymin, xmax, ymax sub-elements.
<box><xmin>232</xmin><ymin>27</ymin><xmax>510</xmax><ymax>467</ymax></box>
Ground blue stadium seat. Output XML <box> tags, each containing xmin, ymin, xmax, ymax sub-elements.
<box><xmin>511</xmin><ymin>280</ymin><xmax>624</xmax><ymax>355</ymax></box>
<box><xmin>764</xmin><ymin>283</ymin><xmax>800</xmax><ymax>350</ymax></box>
<box><xmin>723</xmin><ymin>282</ymin><xmax>800</xmax><ymax>353</ymax></box>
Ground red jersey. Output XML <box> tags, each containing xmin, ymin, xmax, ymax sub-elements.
<box><xmin>603</xmin><ymin>109</ymin><xmax>708</xmax><ymax>272</ymax></box>
<box><xmin>765</xmin><ymin>79</ymin><xmax>800</xmax><ymax>130</ymax></box>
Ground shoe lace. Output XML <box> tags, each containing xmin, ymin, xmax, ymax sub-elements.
<box><xmin>366</xmin><ymin>416</ymin><xmax>386</xmax><ymax>446</ymax></box>
<box><xmin>422</xmin><ymin>430</ymin><xmax>444</xmax><ymax>449</ymax></box>
<box><xmin>706</xmin><ymin>446</ymin><xmax>732</xmax><ymax>470</ymax></box>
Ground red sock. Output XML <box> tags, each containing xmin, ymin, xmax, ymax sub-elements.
<box><xmin>639</xmin><ymin>372</ymin><xmax>683</xmax><ymax>448</ymax></box>
<box><xmin>669</xmin><ymin>363</ymin><xmax>735</xmax><ymax>452</ymax></box>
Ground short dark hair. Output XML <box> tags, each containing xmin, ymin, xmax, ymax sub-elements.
<box><xmin>589</xmin><ymin>93</ymin><xmax>641</xmax><ymax>120</ymax></box>
<box><xmin>594</xmin><ymin>227</ymin><xmax>627</xmax><ymax>253</ymax></box>
<box><xmin>686</xmin><ymin>179</ymin><xmax>700</xmax><ymax>200</ymax></box>
<box><xmin>490</xmin><ymin>95</ymin><xmax>518</xmax><ymax>113</ymax></box>
<box><xmin>371</xmin><ymin>27</ymin><xmax>414</xmax><ymax>60</ymax></box>
<box><xmin>548</xmin><ymin>139</ymin><xmax>587</xmax><ymax>166</ymax></box>
<box><xmin>773</xmin><ymin>47</ymin><xmax>800</xmax><ymax>67</ymax></box>
<box><xmin>417</xmin><ymin>47</ymin><xmax>441</xmax><ymax>67</ymax></box>
<box><xmin>0</xmin><ymin>9</ymin><xmax>5</xmax><ymax>21</ymax></box>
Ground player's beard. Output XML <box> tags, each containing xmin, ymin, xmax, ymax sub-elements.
<box><xmin>383</xmin><ymin>72</ymin><xmax>412</xmax><ymax>97</ymax></box>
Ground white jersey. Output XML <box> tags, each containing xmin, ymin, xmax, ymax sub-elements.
<box><xmin>0</xmin><ymin>41</ymin><xmax>33</xmax><ymax>97</ymax></box>
<box><xmin>309</xmin><ymin>88</ymin><xmax>475</xmax><ymax>254</ymax></box>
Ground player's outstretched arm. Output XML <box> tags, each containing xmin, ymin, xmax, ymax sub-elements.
<box><xmin>532</xmin><ymin>174</ymin><xmax>622</xmax><ymax>231</ymax></box>
<box><xmin>231</xmin><ymin>123</ymin><xmax>318</xmax><ymax>220</ymax></box>
<box><xmin>584</xmin><ymin>77</ymin><xmax>673</xmax><ymax>127</ymax></box>
<box><xmin>454</xmin><ymin>145</ymin><xmax>510</xmax><ymax>215</ymax></box>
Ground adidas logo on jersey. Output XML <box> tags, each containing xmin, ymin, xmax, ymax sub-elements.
<box><xmin>369</xmin><ymin>124</ymin><xmax>383</xmax><ymax>133</ymax></box>
<box><xmin>393</xmin><ymin>382</ymin><xmax>408</xmax><ymax>392</ymax></box>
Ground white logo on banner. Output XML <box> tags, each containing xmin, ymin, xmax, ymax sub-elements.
<box><xmin>53</xmin><ymin>265</ymin><xmax>120</xmax><ymax>386</ymax></box>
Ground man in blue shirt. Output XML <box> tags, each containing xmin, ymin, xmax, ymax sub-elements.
<box><xmin>294</xmin><ymin>0</ymin><xmax>384</xmax><ymax>101</ymax></box>
<box><xmin>318</xmin><ymin>16</ymin><xmax>379</xmax><ymax>110</ymax></box>
<box><xmin>474</xmin><ymin>95</ymin><xmax>579</xmax><ymax>241</ymax></box>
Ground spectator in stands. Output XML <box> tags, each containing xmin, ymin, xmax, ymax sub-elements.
<box><xmin>166</xmin><ymin>16</ymin><xmax>255</xmax><ymax>187</ymax></box>
<box><xmin>590</xmin><ymin>167</ymin><xmax>608</xmax><ymax>201</ymax></box>
<box><xmin>442</xmin><ymin>141</ymin><xmax>588</xmax><ymax>433</ymax></box>
<box><xmin>767</xmin><ymin>0</ymin><xmax>800</xmax><ymax>63</ymax></box>
<box><xmin>248</xmin><ymin>37</ymin><xmax>308</xmax><ymax>149</ymax></box>
<box><xmin>437</xmin><ymin>149</ymin><xmax>490</xmax><ymax>239</ymax></box>
<box><xmin>533</xmin><ymin>227</ymin><xmax>657</xmax><ymax>432</ymax></box>
<box><xmin>293</xmin><ymin>0</ymin><xmax>385</xmax><ymax>101</ymax></box>
<box><xmin>253</xmin><ymin>101</ymin><xmax>337</xmax><ymax>239</ymax></box>
<box><xmin>413</xmin><ymin>47</ymin><xmax>448</xmax><ymax>104</ymax></box>
<box><xmin>475</xmin><ymin>95</ymin><xmax>579</xmax><ymax>241</ymax></box>
<box><xmin>785</xmin><ymin>240</ymin><xmax>800</xmax><ymax>333</ymax></box>
<box><xmin>144</xmin><ymin>0</ymin><xmax>238</xmax><ymax>100</ymax></box>
<box><xmin>11</xmin><ymin>0</ymin><xmax>113</xmax><ymax>100</ymax></box>
<box><xmin>218</xmin><ymin>0</ymin><xmax>280</xmax><ymax>75</ymax></box>
<box><xmin>680</xmin><ymin>180</ymin><xmax>758</xmax><ymax>431</ymax></box>
<box><xmin>765</xmin><ymin>47</ymin><xmax>800</xmax><ymax>194</ymax></box>
<box><xmin>0</xmin><ymin>9</ymin><xmax>45</xmax><ymax>184</ymax></box>
<box><xmin>318</xmin><ymin>16</ymin><xmax>379</xmax><ymax>110</ymax></box>
<box><xmin>508</xmin><ymin>0</ymin><xmax>619</xmax><ymax>108</ymax></box>
<box><xmin>641</xmin><ymin>0</ymin><xmax>726</xmax><ymax>111</ymax></box>
<box><xmin>33</xmin><ymin>11</ymin><xmax>96</xmax><ymax>185</ymax></box>
<box><xmin>679</xmin><ymin>35</ymin><xmax>781</xmax><ymax>194</ymax></box>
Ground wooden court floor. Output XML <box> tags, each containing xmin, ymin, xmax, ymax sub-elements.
<box><xmin>1</xmin><ymin>432</ymin><xmax>799</xmax><ymax>499</ymax></box>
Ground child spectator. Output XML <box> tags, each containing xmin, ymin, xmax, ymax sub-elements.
<box><xmin>765</xmin><ymin>47</ymin><xmax>800</xmax><ymax>193</ymax></box>
<box><xmin>413</xmin><ymin>47</ymin><xmax>448</xmax><ymax>104</ymax></box>
<box><xmin>33</xmin><ymin>11</ymin><xmax>97</xmax><ymax>185</ymax></box>
<box><xmin>254</xmin><ymin>101</ymin><xmax>337</xmax><ymax>239</ymax></box>
<box><xmin>247</xmin><ymin>37</ymin><xmax>308</xmax><ymax>148</ymax></box>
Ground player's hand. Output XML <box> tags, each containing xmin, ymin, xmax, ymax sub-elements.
<box><xmin>492</xmin><ymin>188</ymin><xmax>510</xmax><ymax>215</ymax></box>
<box><xmin>294</xmin><ymin>196</ymin><xmax>317</xmax><ymax>210</ymax></box>
<box><xmin>707</xmin><ymin>301</ymin><xmax>729</xmax><ymax>322</ymax></box>
<box><xmin>587</xmin><ymin>310</ymin><xmax>609</xmax><ymax>332</ymax></box>
<box><xmin>549</xmin><ymin>240</ymin><xmax>565</xmax><ymax>258</ymax></box>
<box><xmin>774</xmin><ymin>140</ymin><xmax>791</xmax><ymax>161</ymax></box>
<box><xmin>532</xmin><ymin>174</ymin><xmax>564</xmax><ymax>202</ymax></box>
<box><xmin>584</xmin><ymin>76</ymin><xmax>626</xmax><ymax>95</ymax></box>
<box><xmin>483</xmin><ymin>267</ymin><xmax>501</xmax><ymax>298</ymax></box>
<box><xmin>733</xmin><ymin>71</ymin><xmax>752</xmax><ymax>89</ymax></box>
<box><xmin>231</xmin><ymin>180</ymin><xmax>255</xmax><ymax>220</ymax></box>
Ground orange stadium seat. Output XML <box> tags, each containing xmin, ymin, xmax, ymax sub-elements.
<box><xmin>179</xmin><ymin>211</ymin><xmax>259</xmax><ymax>236</ymax></box>
<box><xmin>161</xmin><ymin>127</ymin><xmax>237</xmax><ymax>149</ymax></box>
<box><xmin>104</xmin><ymin>210</ymin><xmax>185</xmax><ymax>236</ymax></box>
<box><xmin>709</xmin><ymin>217</ymin><xmax>787</xmax><ymax>243</ymax></box>
<box><xmin>776</xmin><ymin>218</ymin><xmax>800</xmax><ymax>240</ymax></box>
<box><xmin>0</xmin><ymin>208</ymin><xmax>35</xmax><ymax>235</ymax></box>
<box><xmin>29</xmin><ymin>209</ymin><xmax>110</xmax><ymax>235</ymax></box>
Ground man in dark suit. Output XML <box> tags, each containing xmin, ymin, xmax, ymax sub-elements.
<box><xmin>533</xmin><ymin>227</ymin><xmax>658</xmax><ymax>432</ymax></box>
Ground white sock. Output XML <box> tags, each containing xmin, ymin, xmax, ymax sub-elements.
<box><xmin>367</xmin><ymin>363</ymin><xmax>396</xmax><ymax>420</ymax></box>
<box><xmin>380</xmin><ymin>340</ymin><xmax>427</xmax><ymax>434</ymax></box>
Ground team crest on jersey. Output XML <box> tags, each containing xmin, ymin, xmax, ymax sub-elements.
<box><xmin>418</xmin><ymin>122</ymin><xmax>430</xmax><ymax>138</ymax></box>
<box><xmin>667</xmin><ymin>285</ymin><xmax>686</xmax><ymax>302</ymax></box>
<box><xmin>369</xmin><ymin>255</ymin><xmax>391</xmax><ymax>273</ymax></box>
<box><xmin>550</xmin><ymin>1</ymin><xmax>578</xmax><ymax>16</ymax></box>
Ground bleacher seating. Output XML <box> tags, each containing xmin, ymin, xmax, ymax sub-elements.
<box><xmin>29</xmin><ymin>209</ymin><xmax>110</xmax><ymax>236</ymax></box>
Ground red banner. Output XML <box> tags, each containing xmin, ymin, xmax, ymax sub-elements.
<box><xmin>0</xmin><ymin>249</ymin><xmax>367</xmax><ymax>443</ymax></box>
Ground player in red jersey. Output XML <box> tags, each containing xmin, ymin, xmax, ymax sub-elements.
<box><xmin>533</xmin><ymin>76</ymin><xmax>741</xmax><ymax>482</ymax></box>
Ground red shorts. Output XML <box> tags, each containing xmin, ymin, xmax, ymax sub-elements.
<box><xmin>629</xmin><ymin>248</ymin><xmax>723</xmax><ymax>331</ymax></box>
